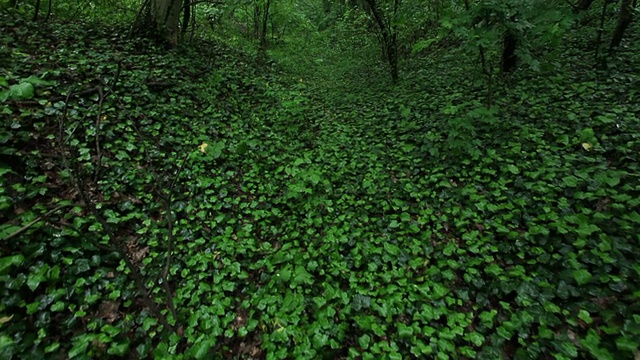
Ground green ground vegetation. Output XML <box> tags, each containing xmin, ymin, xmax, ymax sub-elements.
<box><xmin>1</xmin><ymin>0</ymin><xmax>639</xmax><ymax>359</ymax></box>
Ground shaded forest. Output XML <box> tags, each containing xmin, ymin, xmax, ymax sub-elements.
<box><xmin>1</xmin><ymin>0</ymin><xmax>639</xmax><ymax>359</ymax></box>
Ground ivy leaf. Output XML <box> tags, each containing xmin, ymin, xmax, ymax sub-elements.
<box><xmin>398</xmin><ymin>323</ymin><xmax>414</xmax><ymax>338</ymax></box>
<box><xmin>572</xmin><ymin>269</ymin><xmax>592</xmax><ymax>285</ymax></box>
<box><xmin>68</xmin><ymin>337</ymin><xmax>91</xmax><ymax>358</ymax></box>
<box><xmin>107</xmin><ymin>340</ymin><xmax>130</xmax><ymax>356</ymax></box>
<box><xmin>209</xmin><ymin>141</ymin><xmax>225</xmax><ymax>159</ymax></box>
<box><xmin>313</xmin><ymin>332</ymin><xmax>329</xmax><ymax>348</ymax></box>
<box><xmin>291</xmin><ymin>266</ymin><xmax>313</xmax><ymax>287</ymax></box>
<box><xmin>8</xmin><ymin>82</ymin><xmax>34</xmax><ymax>100</ymax></box>
<box><xmin>22</xmin><ymin>75</ymin><xmax>56</xmax><ymax>86</ymax></box>
<box><xmin>431</xmin><ymin>283</ymin><xmax>449</xmax><ymax>299</ymax></box>
<box><xmin>578</xmin><ymin>310</ymin><xmax>593</xmax><ymax>324</ymax></box>
<box><xmin>557</xmin><ymin>340</ymin><xmax>578</xmax><ymax>357</ymax></box>
<box><xmin>358</xmin><ymin>334</ymin><xmax>371</xmax><ymax>349</ymax></box>
<box><xmin>307</xmin><ymin>171</ymin><xmax>321</xmax><ymax>185</ymax></box>
<box><xmin>466</xmin><ymin>332</ymin><xmax>484</xmax><ymax>346</ymax></box>
<box><xmin>190</xmin><ymin>338</ymin><xmax>213</xmax><ymax>359</ymax></box>
<box><xmin>615</xmin><ymin>337</ymin><xmax>638</xmax><ymax>352</ymax></box>
<box><xmin>563</xmin><ymin>176</ymin><xmax>579</xmax><ymax>187</ymax></box>
<box><xmin>0</xmin><ymin>255</ymin><xmax>24</xmax><ymax>274</ymax></box>
<box><xmin>27</xmin><ymin>266</ymin><xmax>49</xmax><ymax>291</ymax></box>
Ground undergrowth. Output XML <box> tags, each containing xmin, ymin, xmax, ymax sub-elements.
<box><xmin>1</xmin><ymin>10</ymin><xmax>640</xmax><ymax>360</ymax></box>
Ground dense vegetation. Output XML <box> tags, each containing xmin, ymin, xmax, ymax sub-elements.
<box><xmin>1</xmin><ymin>0</ymin><xmax>639</xmax><ymax>359</ymax></box>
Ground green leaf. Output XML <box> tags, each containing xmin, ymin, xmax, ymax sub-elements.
<box><xmin>0</xmin><ymin>255</ymin><xmax>24</xmax><ymax>274</ymax></box>
<box><xmin>8</xmin><ymin>82</ymin><xmax>34</xmax><ymax>100</ymax></box>
<box><xmin>44</xmin><ymin>342</ymin><xmax>60</xmax><ymax>353</ymax></box>
<box><xmin>190</xmin><ymin>338</ymin><xmax>213</xmax><ymax>359</ymax></box>
<box><xmin>507</xmin><ymin>165</ymin><xmax>519</xmax><ymax>174</ymax></box>
<box><xmin>438</xmin><ymin>338</ymin><xmax>455</xmax><ymax>353</ymax></box>
<box><xmin>431</xmin><ymin>283</ymin><xmax>449</xmax><ymax>299</ymax></box>
<box><xmin>22</xmin><ymin>75</ymin><xmax>56</xmax><ymax>86</ymax></box>
<box><xmin>68</xmin><ymin>337</ymin><xmax>90</xmax><ymax>358</ymax></box>
<box><xmin>236</xmin><ymin>141</ymin><xmax>248</xmax><ymax>155</ymax></box>
<box><xmin>313</xmin><ymin>332</ymin><xmax>329</xmax><ymax>348</ymax></box>
<box><xmin>557</xmin><ymin>340</ymin><xmax>578</xmax><ymax>357</ymax></box>
<box><xmin>466</xmin><ymin>332</ymin><xmax>484</xmax><ymax>346</ymax></box>
<box><xmin>398</xmin><ymin>323</ymin><xmax>413</xmax><ymax>338</ymax></box>
<box><xmin>563</xmin><ymin>176</ymin><xmax>579</xmax><ymax>187</ymax></box>
<box><xmin>291</xmin><ymin>266</ymin><xmax>313</xmax><ymax>287</ymax></box>
<box><xmin>209</xmin><ymin>141</ymin><xmax>225</xmax><ymax>159</ymax></box>
<box><xmin>412</xmin><ymin>38</ymin><xmax>438</xmax><ymax>53</ymax></box>
<box><xmin>51</xmin><ymin>301</ymin><xmax>65</xmax><ymax>312</ymax></box>
<box><xmin>308</xmin><ymin>172</ymin><xmax>321</xmax><ymax>185</ymax></box>
<box><xmin>616</xmin><ymin>337</ymin><xmax>638</xmax><ymax>352</ymax></box>
<box><xmin>27</xmin><ymin>264</ymin><xmax>49</xmax><ymax>291</ymax></box>
<box><xmin>572</xmin><ymin>269</ymin><xmax>593</xmax><ymax>285</ymax></box>
<box><xmin>107</xmin><ymin>340</ymin><xmax>130</xmax><ymax>356</ymax></box>
<box><xmin>485</xmin><ymin>263</ymin><xmax>502</xmax><ymax>277</ymax></box>
<box><xmin>358</xmin><ymin>334</ymin><xmax>371</xmax><ymax>349</ymax></box>
<box><xmin>578</xmin><ymin>310</ymin><xmax>593</xmax><ymax>324</ymax></box>
<box><xmin>479</xmin><ymin>310</ymin><xmax>497</xmax><ymax>326</ymax></box>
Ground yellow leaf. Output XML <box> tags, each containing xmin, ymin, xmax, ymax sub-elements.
<box><xmin>582</xmin><ymin>143</ymin><xmax>592</xmax><ymax>151</ymax></box>
<box><xmin>0</xmin><ymin>315</ymin><xmax>14</xmax><ymax>323</ymax></box>
<box><xmin>199</xmin><ymin>143</ymin><xmax>208</xmax><ymax>153</ymax></box>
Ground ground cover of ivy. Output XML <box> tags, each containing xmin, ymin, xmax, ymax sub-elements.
<box><xmin>1</xmin><ymin>13</ymin><xmax>640</xmax><ymax>360</ymax></box>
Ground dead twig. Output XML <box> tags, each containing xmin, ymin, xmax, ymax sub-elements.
<box><xmin>1</xmin><ymin>203</ymin><xmax>77</xmax><ymax>241</ymax></box>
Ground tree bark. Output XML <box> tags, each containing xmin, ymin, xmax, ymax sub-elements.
<box><xmin>609</xmin><ymin>0</ymin><xmax>636</xmax><ymax>52</ymax></box>
<box><xmin>182</xmin><ymin>0</ymin><xmax>191</xmax><ymax>34</ymax></box>
<box><xmin>501</xmin><ymin>30</ymin><xmax>517</xmax><ymax>73</ymax></box>
<box><xmin>364</xmin><ymin>0</ymin><xmax>400</xmax><ymax>82</ymax></box>
<box><xmin>152</xmin><ymin>0</ymin><xmax>182</xmax><ymax>46</ymax></box>
<box><xmin>576</xmin><ymin>0</ymin><xmax>596</xmax><ymax>12</ymax></box>
<box><xmin>260</xmin><ymin>0</ymin><xmax>271</xmax><ymax>49</ymax></box>
<box><xmin>132</xmin><ymin>0</ymin><xmax>182</xmax><ymax>47</ymax></box>
<box><xmin>33</xmin><ymin>0</ymin><xmax>41</xmax><ymax>21</ymax></box>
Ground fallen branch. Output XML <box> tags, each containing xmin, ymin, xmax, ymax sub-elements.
<box><xmin>0</xmin><ymin>202</ymin><xmax>77</xmax><ymax>241</ymax></box>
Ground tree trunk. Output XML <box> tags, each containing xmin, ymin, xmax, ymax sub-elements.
<box><xmin>501</xmin><ymin>30</ymin><xmax>517</xmax><ymax>73</ymax></box>
<box><xmin>594</xmin><ymin>0</ymin><xmax>609</xmax><ymax>66</ymax></box>
<box><xmin>576</xmin><ymin>0</ymin><xmax>596</xmax><ymax>12</ymax></box>
<box><xmin>260</xmin><ymin>0</ymin><xmax>271</xmax><ymax>49</ymax></box>
<box><xmin>253</xmin><ymin>1</ymin><xmax>261</xmax><ymax>38</ymax></box>
<box><xmin>152</xmin><ymin>0</ymin><xmax>182</xmax><ymax>46</ymax></box>
<box><xmin>181</xmin><ymin>0</ymin><xmax>191</xmax><ymax>35</ymax></box>
<box><xmin>388</xmin><ymin>37</ymin><xmax>398</xmax><ymax>82</ymax></box>
<box><xmin>364</xmin><ymin>0</ymin><xmax>400</xmax><ymax>83</ymax></box>
<box><xmin>33</xmin><ymin>0</ymin><xmax>41</xmax><ymax>21</ymax></box>
<box><xmin>45</xmin><ymin>0</ymin><xmax>52</xmax><ymax>21</ymax></box>
<box><xmin>132</xmin><ymin>0</ymin><xmax>182</xmax><ymax>47</ymax></box>
<box><xmin>609</xmin><ymin>0</ymin><xmax>635</xmax><ymax>52</ymax></box>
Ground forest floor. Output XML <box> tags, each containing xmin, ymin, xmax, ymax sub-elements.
<box><xmin>1</xmin><ymin>13</ymin><xmax>640</xmax><ymax>360</ymax></box>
